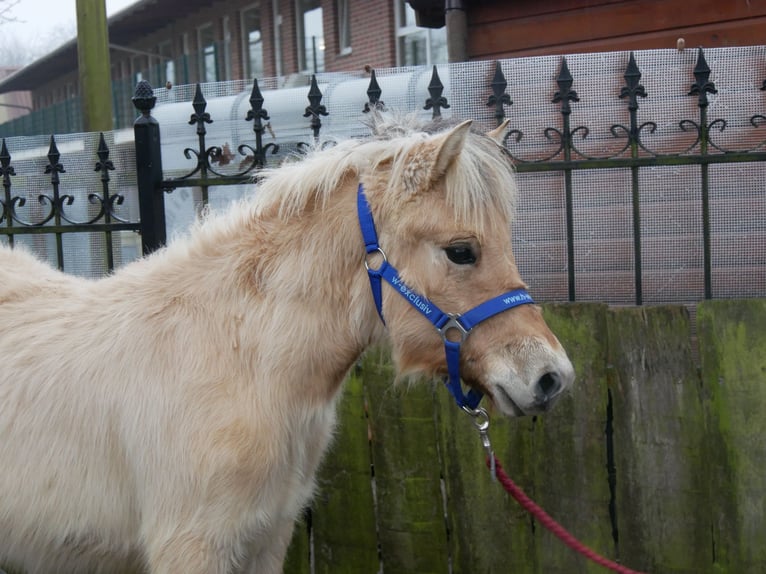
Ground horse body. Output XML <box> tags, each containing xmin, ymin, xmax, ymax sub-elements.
<box><xmin>0</xmin><ymin>116</ymin><xmax>574</xmax><ymax>573</ymax></box>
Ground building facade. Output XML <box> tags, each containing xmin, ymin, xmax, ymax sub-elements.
<box><xmin>0</xmin><ymin>0</ymin><xmax>447</xmax><ymax>136</ymax></box>
<box><xmin>0</xmin><ymin>0</ymin><xmax>762</xmax><ymax>137</ymax></box>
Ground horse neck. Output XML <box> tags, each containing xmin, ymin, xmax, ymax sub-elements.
<box><xmin>172</xmin><ymin>178</ymin><xmax>383</xmax><ymax>403</ymax></box>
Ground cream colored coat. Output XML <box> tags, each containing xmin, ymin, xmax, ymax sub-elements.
<box><xmin>0</xmin><ymin>117</ymin><xmax>573</xmax><ymax>573</ymax></box>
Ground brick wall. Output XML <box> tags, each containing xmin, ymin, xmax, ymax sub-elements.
<box><xmin>109</xmin><ymin>0</ymin><xmax>399</xmax><ymax>85</ymax></box>
<box><xmin>27</xmin><ymin>0</ymin><xmax>403</xmax><ymax>114</ymax></box>
<box><xmin>279</xmin><ymin>0</ymin><xmax>299</xmax><ymax>76</ymax></box>
<box><xmin>323</xmin><ymin>0</ymin><xmax>397</xmax><ymax>74</ymax></box>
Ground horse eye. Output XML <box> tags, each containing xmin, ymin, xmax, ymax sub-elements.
<box><xmin>444</xmin><ymin>244</ymin><xmax>477</xmax><ymax>265</ymax></box>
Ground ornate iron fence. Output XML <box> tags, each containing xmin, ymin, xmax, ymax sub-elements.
<box><xmin>0</xmin><ymin>131</ymin><xmax>140</xmax><ymax>273</ymax></box>
<box><xmin>0</xmin><ymin>47</ymin><xmax>764</xmax><ymax>301</ymax></box>
<box><xmin>131</xmin><ymin>47</ymin><xmax>766</xmax><ymax>304</ymax></box>
<box><xmin>494</xmin><ymin>49</ymin><xmax>766</xmax><ymax>303</ymax></box>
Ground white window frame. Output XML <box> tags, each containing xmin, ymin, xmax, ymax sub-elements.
<box><xmin>181</xmin><ymin>33</ymin><xmax>190</xmax><ymax>83</ymax></box>
<box><xmin>394</xmin><ymin>0</ymin><xmax>446</xmax><ymax>67</ymax></box>
<box><xmin>223</xmin><ymin>16</ymin><xmax>232</xmax><ymax>80</ymax></box>
<box><xmin>296</xmin><ymin>0</ymin><xmax>324</xmax><ymax>73</ymax></box>
<box><xmin>336</xmin><ymin>0</ymin><xmax>351</xmax><ymax>55</ymax></box>
<box><xmin>131</xmin><ymin>55</ymin><xmax>147</xmax><ymax>85</ymax></box>
<box><xmin>241</xmin><ymin>3</ymin><xmax>265</xmax><ymax>80</ymax></box>
<box><xmin>157</xmin><ymin>40</ymin><xmax>175</xmax><ymax>87</ymax></box>
<box><xmin>197</xmin><ymin>23</ymin><xmax>218</xmax><ymax>83</ymax></box>
<box><xmin>273</xmin><ymin>0</ymin><xmax>283</xmax><ymax>77</ymax></box>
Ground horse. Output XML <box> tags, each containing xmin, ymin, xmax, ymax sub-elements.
<box><xmin>0</xmin><ymin>114</ymin><xmax>574</xmax><ymax>574</ymax></box>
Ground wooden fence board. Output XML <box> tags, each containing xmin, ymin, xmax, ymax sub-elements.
<box><xmin>5</xmin><ymin>301</ymin><xmax>766</xmax><ymax>574</ymax></box>
<box><xmin>295</xmin><ymin>302</ymin><xmax>766</xmax><ymax>574</ymax></box>
<box><xmin>698</xmin><ymin>299</ymin><xmax>766</xmax><ymax>573</ymax></box>
<box><xmin>309</xmin><ymin>369</ymin><xmax>379</xmax><ymax>574</ymax></box>
<box><xmin>365</xmin><ymin>349</ymin><xmax>450</xmax><ymax>574</ymax></box>
<box><xmin>608</xmin><ymin>305</ymin><xmax>709</xmax><ymax>573</ymax></box>
<box><xmin>282</xmin><ymin>516</ymin><xmax>310</xmax><ymax>574</ymax></box>
<box><xmin>436</xmin><ymin>386</ymin><xmax>523</xmax><ymax>574</ymax></box>
<box><xmin>436</xmin><ymin>303</ymin><xmax>613</xmax><ymax>574</ymax></box>
<box><xmin>531</xmin><ymin>303</ymin><xmax>614</xmax><ymax>573</ymax></box>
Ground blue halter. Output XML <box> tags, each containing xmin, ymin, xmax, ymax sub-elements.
<box><xmin>357</xmin><ymin>183</ymin><xmax>535</xmax><ymax>410</ymax></box>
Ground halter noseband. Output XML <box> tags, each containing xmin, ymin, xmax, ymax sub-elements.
<box><xmin>357</xmin><ymin>183</ymin><xmax>534</xmax><ymax>410</ymax></box>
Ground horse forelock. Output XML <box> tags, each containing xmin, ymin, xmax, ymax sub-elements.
<box><xmin>416</xmin><ymin>125</ymin><xmax>517</xmax><ymax>233</ymax></box>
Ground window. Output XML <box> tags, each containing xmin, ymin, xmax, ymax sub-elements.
<box><xmin>223</xmin><ymin>17</ymin><xmax>232</xmax><ymax>80</ymax></box>
<box><xmin>132</xmin><ymin>55</ymin><xmax>147</xmax><ymax>85</ymax></box>
<box><xmin>180</xmin><ymin>33</ymin><xmax>191</xmax><ymax>84</ymax></box>
<box><xmin>296</xmin><ymin>0</ymin><xmax>324</xmax><ymax>73</ymax></box>
<box><xmin>198</xmin><ymin>24</ymin><xmax>218</xmax><ymax>83</ymax></box>
<box><xmin>242</xmin><ymin>5</ymin><xmax>264</xmax><ymax>79</ymax></box>
<box><xmin>158</xmin><ymin>41</ymin><xmax>175</xmax><ymax>87</ymax></box>
<box><xmin>395</xmin><ymin>0</ymin><xmax>446</xmax><ymax>66</ymax></box>
<box><xmin>336</xmin><ymin>0</ymin><xmax>351</xmax><ymax>55</ymax></box>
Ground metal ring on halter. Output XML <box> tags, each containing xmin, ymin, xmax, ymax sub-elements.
<box><xmin>439</xmin><ymin>313</ymin><xmax>470</xmax><ymax>343</ymax></box>
<box><xmin>461</xmin><ymin>405</ymin><xmax>490</xmax><ymax>432</ymax></box>
<box><xmin>363</xmin><ymin>247</ymin><xmax>387</xmax><ymax>272</ymax></box>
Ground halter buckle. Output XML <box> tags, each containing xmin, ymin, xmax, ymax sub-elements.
<box><xmin>438</xmin><ymin>313</ymin><xmax>469</xmax><ymax>343</ymax></box>
<box><xmin>363</xmin><ymin>247</ymin><xmax>387</xmax><ymax>273</ymax></box>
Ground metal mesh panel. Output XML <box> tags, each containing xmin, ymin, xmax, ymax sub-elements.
<box><xmin>149</xmin><ymin>46</ymin><xmax>765</xmax><ymax>303</ymax></box>
<box><xmin>2</xmin><ymin>130</ymin><xmax>140</xmax><ymax>277</ymax></box>
<box><xmin>512</xmin><ymin>171</ymin><xmax>568</xmax><ymax>301</ymax></box>
<box><xmin>446</xmin><ymin>47</ymin><xmax>764</xmax><ymax>304</ymax></box>
<box><xmin>639</xmin><ymin>166</ymin><xmax>705</xmax><ymax>303</ymax></box>
<box><xmin>709</xmin><ymin>162</ymin><xmax>766</xmax><ymax>298</ymax></box>
<box><xmin>571</xmin><ymin>168</ymin><xmax>635</xmax><ymax>304</ymax></box>
<box><xmin>7</xmin><ymin>46</ymin><xmax>765</xmax><ymax>301</ymax></box>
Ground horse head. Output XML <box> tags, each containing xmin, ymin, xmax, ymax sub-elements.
<box><xmin>360</xmin><ymin>117</ymin><xmax>575</xmax><ymax>417</ymax></box>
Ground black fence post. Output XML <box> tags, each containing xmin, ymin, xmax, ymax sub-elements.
<box><xmin>132</xmin><ymin>80</ymin><xmax>167</xmax><ymax>254</ymax></box>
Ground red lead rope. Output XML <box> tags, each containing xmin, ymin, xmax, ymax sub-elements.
<box><xmin>488</xmin><ymin>455</ymin><xmax>647</xmax><ymax>574</ymax></box>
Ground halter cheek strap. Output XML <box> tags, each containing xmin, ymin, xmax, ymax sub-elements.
<box><xmin>357</xmin><ymin>183</ymin><xmax>534</xmax><ymax>410</ymax></box>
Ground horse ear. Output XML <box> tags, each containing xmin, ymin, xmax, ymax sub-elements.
<box><xmin>486</xmin><ymin>119</ymin><xmax>510</xmax><ymax>144</ymax></box>
<box><xmin>430</xmin><ymin>119</ymin><xmax>473</xmax><ymax>181</ymax></box>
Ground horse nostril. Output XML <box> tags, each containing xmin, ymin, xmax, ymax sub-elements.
<box><xmin>536</xmin><ymin>372</ymin><xmax>561</xmax><ymax>402</ymax></box>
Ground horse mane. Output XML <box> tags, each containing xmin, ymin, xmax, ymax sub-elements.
<box><xmin>167</xmin><ymin>113</ymin><xmax>519</xmax><ymax>274</ymax></box>
<box><xmin>250</xmin><ymin>113</ymin><xmax>518</xmax><ymax>233</ymax></box>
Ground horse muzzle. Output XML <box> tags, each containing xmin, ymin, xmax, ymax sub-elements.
<box><xmin>484</xmin><ymin>351</ymin><xmax>575</xmax><ymax>417</ymax></box>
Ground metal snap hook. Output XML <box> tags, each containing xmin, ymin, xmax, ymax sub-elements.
<box><xmin>462</xmin><ymin>405</ymin><xmax>489</xmax><ymax>430</ymax></box>
<box><xmin>462</xmin><ymin>405</ymin><xmax>496</xmax><ymax>480</ymax></box>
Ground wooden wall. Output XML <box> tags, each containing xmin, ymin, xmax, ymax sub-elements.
<box><xmin>2</xmin><ymin>302</ymin><xmax>763</xmax><ymax>574</ymax></box>
<box><xmin>466</xmin><ymin>0</ymin><xmax>766</xmax><ymax>59</ymax></box>
<box><xmin>285</xmin><ymin>299</ymin><xmax>766</xmax><ymax>573</ymax></box>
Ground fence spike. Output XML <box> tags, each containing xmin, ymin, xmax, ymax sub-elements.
<box><xmin>189</xmin><ymin>83</ymin><xmax>212</xmax><ymax>130</ymax></box>
<box><xmin>364</xmin><ymin>69</ymin><xmax>385</xmax><ymax>113</ymax></box>
<box><xmin>0</xmin><ymin>139</ymin><xmax>13</xmax><ymax>176</ymax></box>
<box><xmin>45</xmin><ymin>135</ymin><xmax>65</xmax><ymax>179</ymax></box>
<box><xmin>553</xmin><ymin>57</ymin><xmax>579</xmax><ymax>115</ymax></box>
<box><xmin>619</xmin><ymin>52</ymin><xmax>647</xmax><ymax>111</ymax></box>
<box><xmin>424</xmin><ymin>65</ymin><xmax>450</xmax><ymax>119</ymax></box>
<box><xmin>486</xmin><ymin>61</ymin><xmax>512</xmax><ymax>126</ymax></box>
<box><xmin>95</xmin><ymin>132</ymin><xmax>115</xmax><ymax>176</ymax></box>
<box><xmin>304</xmin><ymin>75</ymin><xmax>328</xmax><ymax>141</ymax></box>
<box><xmin>245</xmin><ymin>78</ymin><xmax>273</xmax><ymax>169</ymax></box>
<box><xmin>247</xmin><ymin>78</ymin><xmax>269</xmax><ymax>124</ymax></box>
<box><xmin>688</xmin><ymin>47</ymin><xmax>718</xmax><ymax>107</ymax></box>
<box><xmin>0</xmin><ymin>137</ymin><xmax>14</xmax><ymax>229</ymax></box>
